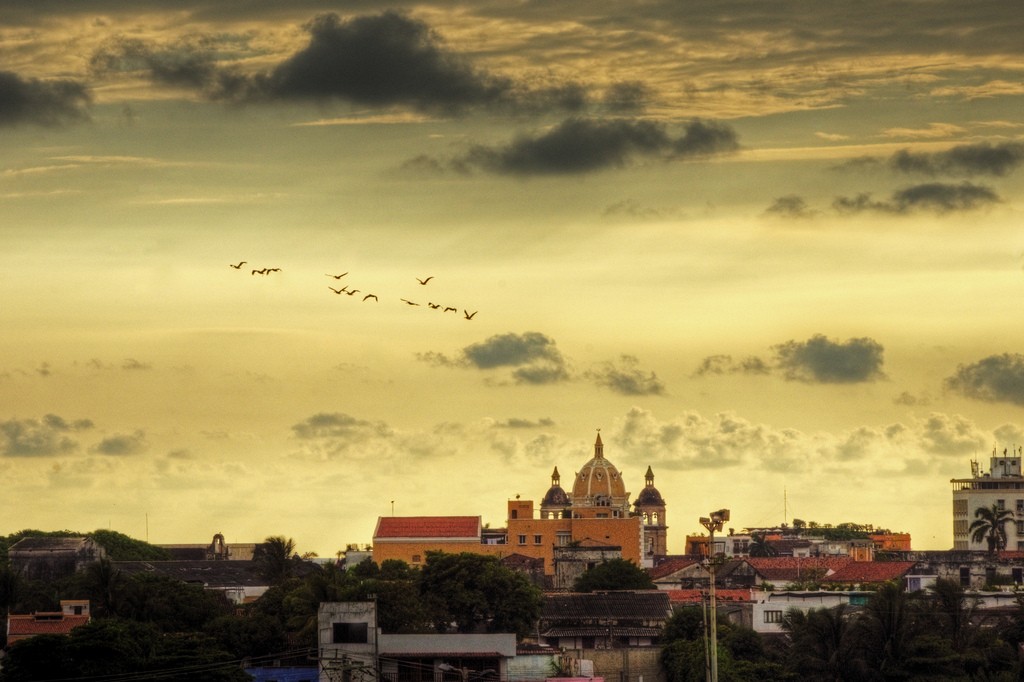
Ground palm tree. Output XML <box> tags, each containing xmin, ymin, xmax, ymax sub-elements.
<box><xmin>969</xmin><ymin>504</ymin><xmax>1014</xmax><ymax>555</ymax></box>
<box><xmin>749</xmin><ymin>531</ymin><xmax>777</xmax><ymax>557</ymax></box>
<box><xmin>256</xmin><ymin>535</ymin><xmax>298</xmax><ymax>585</ymax></box>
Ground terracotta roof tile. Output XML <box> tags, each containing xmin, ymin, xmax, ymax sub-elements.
<box><xmin>744</xmin><ymin>556</ymin><xmax>852</xmax><ymax>581</ymax></box>
<box><xmin>7</xmin><ymin>614</ymin><xmax>90</xmax><ymax>642</ymax></box>
<box><xmin>374</xmin><ymin>516</ymin><xmax>481</xmax><ymax>540</ymax></box>
<box><xmin>649</xmin><ymin>557</ymin><xmax>701</xmax><ymax>580</ymax></box>
<box><xmin>823</xmin><ymin>561</ymin><xmax>917</xmax><ymax>584</ymax></box>
<box><xmin>665</xmin><ymin>589</ymin><xmax>753</xmax><ymax>604</ymax></box>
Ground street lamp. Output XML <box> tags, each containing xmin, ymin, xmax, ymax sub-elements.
<box><xmin>699</xmin><ymin>509</ymin><xmax>730</xmax><ymax>682</ymax></box>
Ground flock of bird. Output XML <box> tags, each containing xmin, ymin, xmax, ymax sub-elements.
<box><xmin>229</xmin><ymin>261</ymin><xmax>478</xmax><ymax>320</ymax></box>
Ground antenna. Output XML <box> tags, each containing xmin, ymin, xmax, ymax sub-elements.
<box><xmin>783</xmin><ymin>487</ymin><xmax>788</xmax><ymax>527</ymax></box>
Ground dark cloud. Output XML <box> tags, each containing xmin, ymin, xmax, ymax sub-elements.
<box><xmin>494</xmin><ymin>418</ymin><xmax>556</xmax><ymax>429</ymax></box>
<box><xmin>462</xmin><ymin>332</ymin><xmax>564</xmax><ymax>369</ymax></box>
<box><xmin>889</xmin><ymin>142</ymin><xmax>1024</xmax><ymax>177</ymax></box>
<box><xmin>419</xmin><ymin>332</ymin><xmax>570</xmax><ymax>385</ymax></box>
<box><xmin>121</xmin><ymin>358</ymin><xmax>152</xmax><ymax>370</ymax></box>
<box><xmin>91</xmin><ymin>430</ymin><xmax>148</xmax><ymax>456</ymax></box>
<box><xmin>945</xmin><ymin>353</ymin><xmax>1024</xmax><ymax>406</ymax></box>
<box><xmin>0</xmin><ymin>414</ymin><xmax>93</xmax><ymax>457</ymax></box>
<box><xmin>90</xmin><ymin>35</ymin><xmax>219</xmax><ymax>89</ymax></box>
<box><xmin>216</xmin><ymin>12</ymin><xmax>514</xmax><ymax>112</ymax></box>
<box><xmin>0</xmin><ymin>70</ymin><xmax>90</xmax><ymax>128</ymax></box>
<box><xmin>772</xmin><ymin>334</ymin><xmax>886</xmax><ymax>384</ymax></box>
<box><xmin>833</xmin><ymin>182</ymin><xmax>1000</xmax><ymax>214</ymax></box>
<box><xmin>763</xmin><ymin>195</ymin><xmax>816</xmax><ymax>219</ymax></box>
<box><xmin>585</xmin><ymin>355</ymin><xmax>665</xmax><ymax>396</ymax></box>
<box><xmin>602</xmin><ymin>81</ymin><xmax>652</xmax><ymax>113</ymax></box>
<box><xmin>458</xmin><ymin>117</ymin><xmax>739</xmax><ymax>175</ymax></box>
<box><xmin>671</xmin><ymin>119</ymin><xmax>740</xmax><ymax>158</ymax></box>
<box><xmin>291</xmin><ymin>412</ymin><xmax>393</xmax><ymax>440</ymax></box>
<box><xmin>692</xmin><ymin>354</ymin><xmax>770</xmax><ymax>377</ymax></box>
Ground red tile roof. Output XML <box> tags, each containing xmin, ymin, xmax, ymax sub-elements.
<box><xmin>823</xmin><ymin>561</ymin><xmax>917</xmax><ymax>584</ymax></box>
<box><xmin>7</xmin><ymin>613</ymin><xmax>90</xmax><ymax>643</ymax></box>
<box><xmin>745</xmin><ymin>556</ymin><xmax>852</xmax><ymax>581</ymax></box>
<box><xmin>665</xmin><ymin>589</ymin><xmax>753</xmax><ymax>605</ymax></box>
<box><xmin>649</xmin><ymin>557</ymin><xmax>701</xmax><ymax>580</ymax></box>
<box><xmin>374</xmin><ymin>516</ymin><xmax>481</xmax><ymax>540</ymax></box>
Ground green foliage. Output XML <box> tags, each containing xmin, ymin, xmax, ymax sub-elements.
<box><xmin>89</xmin><ymin>529</ymin><xmax>171</xmax><ymax>560</ymax></box>
<box><xmin>254</xmin><ymin>536</ymin><xmax>299</xmax><ymax>585</ymax></box>
<box><xmin>572</xmin><ymin>558</ymin><xmax>655</xmax><ymax>592</ymax></box>
<box><xmin>0</xmin><ymin>619</ymin><xmax>247</xmax><ymax>682</ymax></box>
<box><xmin>419</xmin><ymin>551</ymin><xmax>542</xmax><ymax>638</ymax></box>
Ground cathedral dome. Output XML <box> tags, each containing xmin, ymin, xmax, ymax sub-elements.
<box><xmin>541</xmin><ymin>467</ymin><xmax>571</xmax><ymax>508</ymax></box>
<box><xmin>634</xmin><ymin>465</ymin><xmax>666</xmax><ymax>508</ymax></box>
<box><xmin>571</xmin><ymin>433</ymin><xmax>627</xmax><ymax>502</ymax></box>
<box><xmin>542</xmin><ymin>485</ymin><xmax>571</xmax><ymax>507</ymax></box>
<box><xmin>635</xmin><ymin>485</ymin><xmax>666</xmax><ymax>506</ymax></box>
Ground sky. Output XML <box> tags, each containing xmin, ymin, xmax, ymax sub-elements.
<box><xmin>2</xmin><ymin>0</ymin><xmax>1024</xmax><ymax>557</ymax></box>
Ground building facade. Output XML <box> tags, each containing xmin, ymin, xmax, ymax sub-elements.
<box><xmin>952</xmin><ymin>447</ymin><xmax>1024</xmax><ymax>551</ymax></box>
<box><xmin>372</xmin><ymin>433</ymin><xmax>666</xmax><ymax>575</ymax></box>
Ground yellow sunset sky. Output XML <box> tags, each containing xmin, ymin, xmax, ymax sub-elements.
<box><xmin>2</xmin><ymin>1</ymin><xmax>1024</xmax><ymax>556</ymax></box>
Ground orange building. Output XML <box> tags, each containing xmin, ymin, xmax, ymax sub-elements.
<box><xmin>372</xmin><ymin>433</ymin><xmax>667</xmax><ymax>575</ymax></box>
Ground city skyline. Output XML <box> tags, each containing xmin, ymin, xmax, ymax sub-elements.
<box><xmin>2</xmin><ymin>1</ymin><xmax>1023</xmax><ymax>557</ymax></box>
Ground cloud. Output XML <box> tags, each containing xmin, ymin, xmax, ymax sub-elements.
<box><xmin>889</xmin><ymin>142</ymin><xmax>1024</xmax><ymax>177</ymax></box>
<box><xmin>214</xmin><ymin>12</ymin><xmax>514</xmax><ymax>113</ymax></box>
<box><xmin>291</xmin><ymin>412</ymin><xmax>394</xmax><ymax>441</ymax></box>
<box><xmin>0</xmin><ymin>414</ymin><xmax>93</xmax><ymax>457</ymax></box>
<box><xmin>493</xmin><ymin>418</ymin><xmax>556</xmax><ymax>429</ymax></box>
<box><xmin>881</xmin><ymin>122</ymin><xmax>967</xmax><ymax>139</ymax></box>
<box><xmin>602</xmin><ymin>81</ymin><xmax>652</xmax><ymax>113</ymax></box>
<box><xmin>692</xmin><ymin>354</ymin><xmax>771</xmax><ymax>377</ymax></box>
<box><xmin>917</xmin><ymin>413</ymin><xmax>987</xmax><ymax>456</ymax></box>
<box><xmin>945</xmin><ymin>353</ymin><xmax>1024</xmax><ymax>406</ymax></box>
<box><xmin>91</xmin><ymin>430</ymin><xmax>149</xmax><ymax>456</ymax></box>
<box><xmin>456</xmin><ymin>117</ymin><xmax>739</xmax><ymax>176</ymax></box>
<box><xmin>89</xmin><ymin>35</ymin><xmax>220</xmax><ymax>89</ymax></box>
<box><xmin>772</xmin><ymin>334</ymin><xmax>886</xmax><ymax>384</ymax></box>
<box><xmin>833</xmin><ymin>182</ymin><xmax>1001</xmax><ymax>214</ymax></box>
<box><xmin>585</xmin><ymin>355</ymin><xmax>665</xmax><ymax>396</ymax></box>
<box><xmin>0</xmin><ymin>70</ymin><xmax>90</xmax><ymax>128</ymax></box>
<box><xmin>121</xmin><ymin>358</ymin><xmax>152</xmax><ymax>370</ymax></box>
<box><xmin>763</xmin><ymin>195</ymin><xmax>817</xmax><ymax>219</ymax></box>
<box><xmin>421</xmin><ymin>332</ymin><xmax>570</xmax><ymax>385</ymax></box>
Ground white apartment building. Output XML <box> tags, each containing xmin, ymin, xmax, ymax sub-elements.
<box><xmin>951</xmin><ymin>447</ymin><xmax>1024</xmax><ymax>551</ymax></box>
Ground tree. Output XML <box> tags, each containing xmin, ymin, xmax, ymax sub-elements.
<box><xmin>969</xmin><ymin>503</ymin><xmax>1014</xmax><ymax>555</ymax></box>
<box><xmin>419</xmin><ymin>552</ymin><xmax>542</xmax><ymax>638</ymax></box>
<box><xmin>748</xmin><ymin>532</ymin><xmax>777</xmax><ymax>558</ymax></box>
<box><xmin>782</xmin><ymin>605</ymin><xmax>861</xmax><ymax>681</ymax></box>
<box><xmin>572</xmin><ymin>558</ymin><xmax>654</xmax><ymax>592</ymax></box>
<box><xmin>254</xmin><ymin>536</ymin><xmax>298</xmax><ymax>585</ymax></box>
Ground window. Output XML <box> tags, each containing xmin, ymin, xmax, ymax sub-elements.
<box><xmin>1017</xmin><ymin>520</ymin><xmax>1024</xmax><ymax>536</ymax></box>
<box><xmin>534</xmin><ymin>534</ymin><xmax>543</xmax><ymax>545</ymax></box>
<box><xmin>998</xmin><ymin>499</ymin><xmax>1006</xmax><ymax>511</ymax></box>
<box><xmin>510</xmin><ymin>509</ymin><xmax>517</xmax><ymax>519</ymax></box>
<box><xmin>557</xmin><ymin>532</ymin><xmax>571</xmax><ymax>546</ymax></box>
<box><xmin>518</xmin><ymin>534</ymin><xmax>526</xmax><ymax>545</ymax></box>
<box><xmin>763</xmin><ymin>610</ymin><xmax>783</xmax><ymax>624</ymax></box>
<box><xmin>332</xmin><ymin>622</ymin><xmax>368</xmax><ymax>644</ymax></box>
<box><xmin>412</xmin><ymin>554</ymin><xmax>421</xmax><ymax>564</ymax></box>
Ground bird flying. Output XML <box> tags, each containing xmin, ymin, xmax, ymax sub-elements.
<box><xmin>401</xmin><ymin>299</ymin><xmax>420</xmax><ymax>306</ymax></box>
<box><xmin>326</xmin><ymin>273</ymin><xmax>348</xmax><ymax>279</ymax></box>
<box><xmin>251</xmin><ymin>268</ymin><xmax>267</xmax><ymax>275</ymax></box>
<box><xmin>443</xmin><ymin>306</ymin><xmax>457</xmax><ymax>313</ymax></box>
<box><xmin>417</xmin><ymin>276</ymin><xmax>434</xmax><ymax>285</ymax></box>
<box><xmin>363</xmin><ymin>294</ymin><xmax>378</xmax><ymax>302</ymax></box>
<box><xmin>230</xmin><ymin>261</ymin><xmax>247</xmax><ymax>269</ymax></box>
<box><xmin>329</xmin><ymin>287</ymin><xmax>345</xmax><ymax>294</ymax></box>
<box><xmin>464</xmin><ymin>310</ymin><xmax>478</xmax><ymax>320</ymax></box>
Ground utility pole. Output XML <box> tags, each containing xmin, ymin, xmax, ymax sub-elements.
<box><xmin>700</xmin><ymin>509</ymin><xmax>730</xmax><ymax>682</ymax></box>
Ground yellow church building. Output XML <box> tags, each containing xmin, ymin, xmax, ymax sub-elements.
<box><xmin>372</xmin><ymin>433</ymin><xmax>667</xmax><ymax>576</ymax></box>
